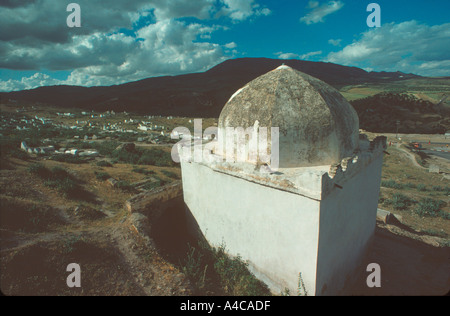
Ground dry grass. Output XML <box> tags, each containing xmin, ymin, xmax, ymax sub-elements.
<box><xmin>379</xmin><ymin>145</ymin><xmax>449</xmax><ymax>238</ymax></box>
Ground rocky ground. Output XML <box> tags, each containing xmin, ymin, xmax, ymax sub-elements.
<box><xmin>0</xmin><ymin>156</ymin><xmax>192</xmax><ymax>296</ymax></box>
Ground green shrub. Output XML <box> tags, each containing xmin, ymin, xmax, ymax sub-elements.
<box><xmin>92</xmin><ymin>141</ymin><xmax>120</xmax><ymax>156</ymax></box>
<box><xmin>112</xmin><ymin>149</ymin><xmax>140</xmax><ymax>164</ymax></box>
<box><xmin>137</xmin><ymin>148</ymin><xmax>175</xmax><ymax>167</ymax></box>
<box><xmin>141</xmin><ymin>177</ymin><xmax>167</xmax><ymax>190</ymax></box>
<box><xmin>28</xmin><ymin>163</ymin><xmax>50</xmax><ymax>178</ymax></box>
<box><xmin>414</xmin><ymin>198</ymin><xmax>445</xmax><ymax>217</ymax></box>
<box><xmin>416</xmin><ymin>184</ymin><xmax>427</xmax><ymax>192</ymax></box>
<box><xmin>404</xmin><ymin>183</ymin><xmax>416</xmax><ymax>189</ymax></box>
<box><xmin>9</xmin><ymin>148</ymin><xmax>30</xmax><ymax>160</ymax></box>
<box><xmin>431</xmin><ymin>185</ymin><xmax>450</xmax><ymax>195</ymax></box>
<box><xmin>181</xmin><ymin>245</ymin><xmax>208</xmax><ymax>291</ymax></box>
<box><xmin>421</xmin><ymin>229</ymin><xmax>448</xmax><ymax>238</ymax></box>
<box><xmin>179</xmin><ymin>242</ymin><xmax>270</xmax><ymax>296</ymax></box>
<box><xmin>94</xmin><ymin>171</ymin><xmax>110</xmax><ymax>181</ymax></box>
<box><xmin>161</xmin><ymin>169</ymin><xmax>179</xmax><ymax>179</ymax></box>
<box><xmin>77</xmin><ymin>142</ymin><xmax>94</xmax><ymax>149</ymax></box>
<box><xmin>438</xmin><ymin>211</ymin><xmax>450</xmax><ymax>220</ymax></box>
<box><xmin>28</xmin><ymin>163</ymin><xmax>80</xmax><ymax>198</ymax></box>
<box><xmin>297</xmin><ymin>273</ymin><xmax>308</xmax><ymax>296</ymax></box>
<box><xmin>112</xmin><ymin>146</ymin><xmax>175</xmax><ymax>167</ymax></box>
<box><xmin>44</xmin><ymin>177</ymin><xmax>78</xmax><ymax>197</ymax></box>
<box><xmin>116</xmin><ymin>133</ymin><xmax>139</xmax><ymax>142</ymax></box>
<box><xmin>50</xmin><ymin>154</ymin><xmax>86</xmax><ymax>164</ymax></box>
<box><xmin>0</xmin><ymin>136</ymin><xmax>30</xmax><ymax>160</ymax></box>
<box><xmin>212</xmin><ymin>243</ymin><xmax>270</xmax><ymax>296</ymax></box>
<box><xmin>385</xmin><ymin>193</ymin><xmax>415</xmax><ymax>210</ymax></box>
<box><xmin>131</xmin><ymin>167</ymin><xmax>155</xmax><ymax>175</ymax></box>
<box><xmin>116</xmin><ymin>180</ymin><xmax>137</xmax><ymax>193</ymax></box>
<box><xmin>381</xmin><ymin>180</ymin><xmax>404</xmax><ymax>189</ymax></box>
<box><xmin>49</xmin><ymin>166</ymin><xmax>71</xmax><ymax>180</ymax></box>
<box><xmin>96</xmin><ymin>160</ymin><xmax>113</xmax><ymax>167</ymax></box>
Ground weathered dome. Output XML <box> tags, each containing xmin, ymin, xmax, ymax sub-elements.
<box><xmin>217</xmin><ymin>65</ymin><xmax>359</xmax><ymax>168</ymax></box>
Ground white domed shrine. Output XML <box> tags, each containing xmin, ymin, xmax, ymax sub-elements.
<box><xmin>218</xmin><ymin>65</ymin><xmax>359</xmax><ymax>168</ymax></box>
<box><xmin>179</xmin><ymin>64</ymin><xmax>387</xmax><ymax>295</ymax></box>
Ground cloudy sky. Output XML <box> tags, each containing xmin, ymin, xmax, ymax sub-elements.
<box><xmin>0</xmin><ymin>0</ymin><xmax>449</xmax><ymax>91</ymax></box>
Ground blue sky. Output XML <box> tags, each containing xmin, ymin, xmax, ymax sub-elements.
<box><xmin>0</xmin><ymin>0</ymin><xmax>449</xmax><ymax>91</ymax></box>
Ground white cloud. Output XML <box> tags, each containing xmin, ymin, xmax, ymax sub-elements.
<box><xmin>10</xmin><ymin>20</ymin><xmax>227</xmax><ymax>91</ymax></box>
<box><xmin>300</xmin><ymin>0</ymin><xmax>344</xmax><ymax>25</ymax></box>
<box><xmin>328</xmin><ymin>39</ymin><xmax>342</xmax><ymax>46</ymax></box>
<box><xmin>275</xmin><ymin>52</ymin><xmax>299</xmax><ymax>60</ymax></box>
<box><xmin>307</xmin><ymin>1</ymin><xmax>320</xmax><ymax>9</ymax></box>
<box><xmin>219</xmin><ymin>0</ymin><xmax>271</xmax><ymax>21</ymax></box>
<box><xmin>275</xmin><ymin>51</ymin><xmax>322</xmax><ymax>61</ymax></box>
<box><xmin>149</xmin><ymin>0</ymin><xmax>215</xmax><ymax>21</ymax></box>
<box><xmin>326</xmin><ymin>21</ymin><xmax>450</xmax><ymax>76</ymax></box>
<box><xmin>0</xmin><ymin>73</ymin><xmax>61</xmax><ymax>91</ymax></box>
<box><xmin>225</xmin><ymin>42</ymin><xmax>237</xmax><ymax>49</ymax></box>
<box><xmin>0</xmin><ymin>0</ymin><xmax>273</xmax><ymax>91</ymax></box>
<box><xmin>0</xmin><ymin>19</ymin><xmax>230</xmax><ymax>91</ymax></box>
<box><xmin>300</xmin><ymin>51</ymin><xmax>323</xmax><ymax>60</ymax></box>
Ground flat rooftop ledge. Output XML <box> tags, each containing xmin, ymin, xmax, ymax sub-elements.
<box><xmin>180</xmin><ymin>136</ymin><xmax>386</xmax><ymax>201</ymax></box>
<box><xmin>208</xmin><ymin>161</ymin><xmax>328</xmax><ymax>200</ymax></box>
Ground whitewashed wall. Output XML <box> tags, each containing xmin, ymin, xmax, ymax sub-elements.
<box><xmin>315</xmin><ymin>155</ymin><xmax>383</xmax><ymax>295</ymax></box>
<box><xmin>181</xmin><ymin>161</ymin><xmax>321</xmax><ymax>295</ymax></box>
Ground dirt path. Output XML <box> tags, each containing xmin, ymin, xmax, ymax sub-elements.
<box><xmin>109</xmin><ymin>223</ymin><xmax>190</xmax><ymax>296</ymax></box>
<box><xmin>395</xmin><ymin>146</ymin><xmax>427</xmax><ymax>169</ymax></box>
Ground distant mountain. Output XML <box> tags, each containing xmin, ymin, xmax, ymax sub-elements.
<box><xmin>0</xmin><ymin>58</ymin><xmax>422</xmax><ymax>117</ymax></box>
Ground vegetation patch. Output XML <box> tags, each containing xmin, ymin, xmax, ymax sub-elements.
<box><xmin>383</xmin><ymin>193</ymin><xmax>416</xmax><ymax>211</ymax></box>
<box><xmin>381</xmin><ymin>179</ymin><xmax>404</xmax><ymax>189</ymax></box>
<box><xmin>180</xmin><ymin>241</ymin><xmax>270</xmax><ymax>296</ymax></box>
<box><xmin>161</xmin><ymin>169</ymin><xmax>180</xmax><ymax>179</ymax></box>
<box><xmin>414</xmin><ymin>198</ymin><xmax>447</xmax><ymax>218</ymax></box>
<box><xmin>96</xmin><ymin>160</ymin><xmax>113</xmax><ymax>167</ymax></box>
<box><xmin>0</xmin><ymin>136</ymin><xmax>30</xmax><ymax>161</ymax></box>
<box><xmin>116</xmin><ymin>180</ymin><xmax>138</xmax><ymax>194</ymax></box>
<box><xmin>28</xmin><ymin>163</ymin><xmax>93</xmax><ymax>200</ymax></box>
<box><xmin>94</xmin><ymin>171</ymin><xmax>111</xmax><ymax>181</ymax></box>
<box><xmin>131</xmin><ymin>166</ymin><xmax>156</xmax><ymax>175</ymax></box>
<box><xmin>140</xmin><ymin>177</ymin><xmax>168</xmax><ymax>191</ymax></box>
<box><xmin>351</xmin><ymin>92</ymin><xmax>449</xmax><ymax>134</ymax></box>
<box><xmin>50</xmin><ymin>154</ymin><xmax>87</xmax><ymax>164</ymax></box>
<box><xmin>111</xmin><ymin>145</ymin><xmax>175</xmax><ymax>167</ymax></box>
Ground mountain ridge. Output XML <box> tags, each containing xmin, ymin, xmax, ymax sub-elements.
<box><xmin>0</xmin><ymin>57</ymin><xmax>423</xmax><ymax>117</ymax></box>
